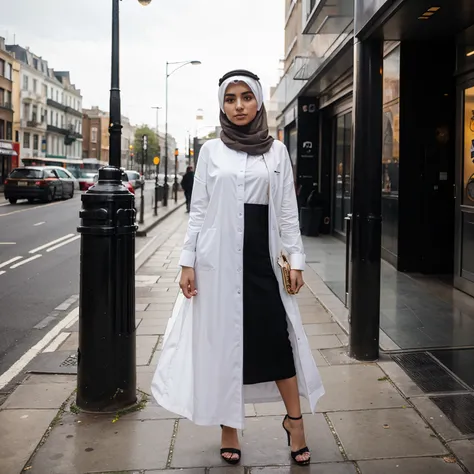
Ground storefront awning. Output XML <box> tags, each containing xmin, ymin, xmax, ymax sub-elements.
<box><xmin>0</xmin><ymin>142</ymin><xmax>18</xmax><ymax>157</ymax></box>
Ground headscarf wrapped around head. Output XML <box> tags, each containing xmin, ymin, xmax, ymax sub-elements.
<box><xmin>218</xmin><ymin>70</ymin><xmax>274</xmax><ymax>156</ymax></box>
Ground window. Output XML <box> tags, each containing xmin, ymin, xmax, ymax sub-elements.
<box><xmin>50</xmin><ymin>87</ymin><xmax>53</xmax><ymax>99</ymax></box>
<box><xmin>0</xmin><ymin>88</ymin><xmax>4</xmax><ymax>105</ymax></box>
<box><xmin>23</xmin><ymin>103</ymin><xmax>30</xmax><ymax>121</ymax></box>
<box><xmin>91</xmin><ymin>127</ymin><xmax>98</xmax><ymax>143</ymax></box>
<box><xmin>4</xmin><ymin>63</ymin><xmax>12</xmax><ymax>80</ymax></box>
<box><xmin>0</xmin><ymin>119</ymin><xmax>4</xmax><ymax>139</ymax></box>
<box><xmin>50</xmin><ymin>110</ymin><xmax>53</xmax><ymax>125</ymax></box>
<box><xmin>61</xmin><ymin>115</ymin><xmax>64</xmax><ymax>128</ymax></box>
<box><xmin>56</xmin><ymin>113</ymin><xmax>58</xmax><ymax>127</ymax></box>
<box><xmin>23</xmin><ymin>75</ymin><xmax>29</xmax><ymax>91</ymax></box>
<box><xmin>33</xmin><ymin>134</ymin><xmax>39</xmax><ymax>150</ymax></box>
<box><xmin>56</xmin><ymin>91</ymin><xmax>59</xmax><ymax>102</ymax></box>
<box><xmin>6</xmin><ymin>122</ymin><xmax>12</xmax><ymax>140</ymax></box>
<box><xmin>0</xmin><ymin>60</ymin><xmax>4</xmax><ymax>77</ymax></box>
<box><xmin>33</xmin><ymin>79</ymin><xmax>38</xmax><ymax>93</ymax></box>
<box><xmin>24</xmin><ymin>132</ymin><xmax>31</xmax><ymax>148</ymax></box>
<box><xmin>32</xmin><ymin>105</ymin><xmax>38</xmax><ymax>122</ymax></box>
<box><xmin>5</xmin><ymin>90</ymin><xmax>12</xmax><ymax>107</ymax></box>
<box><xmin>10</xmin><ymin>168</ymin><xmax>42</xmax><ymax>179</ymax></box>
<box><xmin>43</xmin><ymin>84</ymin><xmax>48</xmax><ymax>98</ymax></box>
<box><xmin>56</xmin><ymin>169</ymin><xmax>69</xmax><ymax>179</ymax></box>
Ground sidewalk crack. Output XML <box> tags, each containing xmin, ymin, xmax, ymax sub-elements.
<box><xmin>166</xmin><ymin>418</ymin><xmax>180</xmax><ymax>468</ymax></box>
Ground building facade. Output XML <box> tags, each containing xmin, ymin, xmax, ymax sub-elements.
<box><xmin>274</xmin><ymin>0</ymin><xmax>474</xmax><ymax>367</ymax></box>
<box><xmin>0</xmin><ymin>37</ymin><xmax>18</xmax><ymax>184</ymax></box>
<box><xmin>6</xmin><ymin>44</ymin><xmax>83</xmax><ymax>163</ymax></box>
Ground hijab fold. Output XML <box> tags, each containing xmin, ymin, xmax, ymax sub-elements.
<box><xmin>218</xmin><ymin>74</ymin><xmax>274</xmax><ymax>156</ymax></box>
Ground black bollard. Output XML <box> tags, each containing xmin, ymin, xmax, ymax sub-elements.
<box><xmin>76</xmin><ymin>166</ymin><xmax>137</xmax><ymax>412</ymax></box>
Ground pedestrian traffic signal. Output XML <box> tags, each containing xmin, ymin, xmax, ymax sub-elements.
<box><xmin>174</xmin><ymin>148</ymin><xmax>179</xmax><ymax>157</ymax></box>
<box><xmin>153</xmin><ymin>156</ymin><xmax>160</xmax><ymax>165</ymax></box>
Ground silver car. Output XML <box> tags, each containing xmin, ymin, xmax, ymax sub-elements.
<box><xmin>124</xmin><ymin>170</ymin><xmax>143</xmax><ymax>190</ymax></box>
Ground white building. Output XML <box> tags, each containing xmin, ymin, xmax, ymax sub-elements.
<box><xmin>121</xmin><ymin>115</ymin><xmax>136</xmax><ymax>169</ymax></box>
<box><xmin>7</xmin><ymin>45</ymin><xmax>83</xmax><ymax>162</ymax></box>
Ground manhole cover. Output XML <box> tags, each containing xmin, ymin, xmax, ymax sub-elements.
<box><xmin>60</xmin><ymin>354</ymin><xmax>78</xmax><ymax>367</ymax></box>
<box><xmin>392</xmin><ymin>352</ymin><xmax>466</xmax><ymax>393</ymax></box>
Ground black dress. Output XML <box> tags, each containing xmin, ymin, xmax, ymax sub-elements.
<box><xmin>242</xmin><ymin>198</ymin><xmax>296</xmax><ymax>385</ymax></box>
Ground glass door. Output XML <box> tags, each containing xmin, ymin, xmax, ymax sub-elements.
<box><xmin>455</xmin><ymin>80</ymin><xmax>474</xmax><ymax>296</ymax></box>
<box><xmin>333</xmin><ymin>112</ymin><xmax>352</xmax><ymax>235</ymax></box>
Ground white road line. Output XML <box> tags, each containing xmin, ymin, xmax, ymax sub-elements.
<box><xmin>33</xmin><ymin>221</ymin><xmax>45</xmax><ymax>226</ymax></box>
<box><xmin>0</xmin><ymin>271</ymin><xmax>5</xmax><ymax>276</ymax></box>
<box><xmin>0</xmin><ymin>256</ymin><xmax>22</xmax><ymax>269</ymax></box>
<box><xmin>0</xmin><ymin>307</ymin><xmax>79</xmax><ymax>390</ymax></box>
<box><xmin>0</xmin><ymin>200</ymin><xmax>62</xmax><ymax>218</ymax></box>
<box><xmin>0</xmin><ymin>242</ymin><xmax>16</xmax><ymax>245</ymax></box>
<box><xmin>29</xmin><ymin>234</ymin><xmax>74</xmax><ymax>254</ymax></box>
<box><xmin>43</xmin><ymin>332</ymin><xmax>70</xmax><ymax>353</ymax></box>
<box><xmin>46</xmin><ymin>235</ymin><xmax>80</xmax><ymax>252</ymax></box>
<box><xmin>10</xmin><ymin>254</ymin><xmax>42</xmax><ymax>269</ymax></box>
<box><xmin>0</xmin><ymin>202</ymin><xmax>10</xmax><ymax>207</ymax></box>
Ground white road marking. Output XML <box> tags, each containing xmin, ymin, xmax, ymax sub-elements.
<box><xmin>0</xmin><ymin>242</ymin><xmax>16</xmax><ymax>245</ymax></box>
<box><xmin>10</xmin><ymin>254</ymin><xmax>42</xmax><ymax>269</ymax></box>
<box><xmin>0</xmin><ymin>202</ymin><xmax>10</xmax><ymax>207</ymax></box>
<box><xmin>0</xmin><ymin>256</ymin><xmax>22</xmax><ymax>269</ymax></box>
<box><xmin>0</xmin><ymin>200</ymin><xmax>63</xmax><ymax>217</ymax></box>
<box><xmin>34</xmin><ymin>221</ymin><xmax>45</xmax><ymax>226</ymax></box>
<box><xmin>0</xmin><ymin>307</ymin><xmax>79</xmax><ymax>390</ymax></box>
<box><xmin>0</xmin><ymin>271</ymin><xmax>5</xmax><ymax>276</ymax></box>
<box><xmin>46</xmin><ymin>235</ymin><xmax>80</xmax><ymax>252</ymax></box>
<box><xmin>29</xmin><ymin>234</ymin><xmax>74</xmax><ymax>254</ymax></box>
<box><xmin>43</xmin><ymin>332</ymin><xmax>70</xmax><ymax>353</ymax></box>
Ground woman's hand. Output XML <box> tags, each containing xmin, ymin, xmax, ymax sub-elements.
<box><xmin>290</xmin><ymin>269</ymin><xmax>304</xmax><ymax>294</ymax></box>
<box><xmin>180</xmin><ymin>267</ymin><xmax>197</xmax><ymax>299</ymax></box>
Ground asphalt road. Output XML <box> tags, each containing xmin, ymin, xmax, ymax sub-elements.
<box><xmin>0</xmin><ymin>183</ymin><xmax>157</xmax><ymax>378</ymax></box>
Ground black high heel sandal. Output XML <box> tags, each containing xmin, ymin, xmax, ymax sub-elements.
<box><xmin>220</xmin><ymin>425</ymin><xmax>241</xmax><ymax>465</ymax></box>
<box><xmin>282</xmin><ymin>414</ymin><xmax>311</xmax><ymax>466</ymax></box>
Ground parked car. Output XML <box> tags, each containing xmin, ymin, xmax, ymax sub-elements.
<box><xmin>124</xmin><ymin>170</ymin><xmax>143</xmax><ymax>190</ymax></box>
<box><xmin>4</xmin><ymin>166</ymin><xmax>76</xmax><ymax>204</ymax></box>
<box><xmin>77</xmin><ymin>170</ymin><xmax>97</xmax><ymax>191</ymax></box>
<box><xmin>92</xmin><ymin>171</ymin><xmax>135</xmax><ymax>194</ymax></box>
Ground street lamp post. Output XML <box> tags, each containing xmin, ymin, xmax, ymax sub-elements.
<box><xmin>139</xmin><ymin>134</ymin><xmax>147</xmax><ymax>224</ymax></box>
<box><xmin>163</xmin><ymin>59</ymin><xmax>201</xmax><ymax>207</ymax></box>
<box><xmin>76</xmin><ymin>0</ymin><xmax>152</xmax><ymax>413</ymax></box>
<box><xmin>152</xmin><ymin>106</ymin><xmax>161</xmax><ymax>216</ymax></box>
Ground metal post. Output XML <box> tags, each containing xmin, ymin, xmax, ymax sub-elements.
<box><xmin>77</xmin><ymin>0</ymin><xmax>137</xmax><ymax>412</ymax></box>
<box><xmin>163</xmin><ymin>62</ymin><xmax>169</xmax><ymax>207</ymax></box>
<box><xmin>139</xmin><ymin>134</ymin><xmax>147</xmax><ymax>224</ymax></box>
<box><xmin>153</xmin><ymin>106</ymin><xmax>160</xmax><ymax>216</ymax></box>
<box><xmin>349</xmin><ymin>39</ymin><xmax>383</xmax><ymax>361</ymax></box>
<box><xmin>174</xmin><ymin>152</ymin><xmax>178</xmax><ymax>203</ymax></box>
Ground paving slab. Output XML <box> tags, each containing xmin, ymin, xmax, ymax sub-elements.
<box><xmin>301</xmin><ymin>312</ymin><xmax>333</xmax><ymax>324</ymax></box>
<box><xmin>358</xmin><ymin>457</ymin><xmax>465</xmax><ymax>474</ymax></box>
<box><xmin>171</xmin><ymin>415</ymin><xmax>342</xmax><ymax>468</ymax></box>
<box><xmin>147</xmin><ymin>470</ymin><xmax>205</xmax><ymax>474</ymax></box>
<box><xmin>307</xmin><ymin>335</ymin><xmax>343</xmax><ymax>350</ymax></box>
<box><xmin>136</xmin><ymin>335</ymin><xmax>158</xmax><ymax>365</ymax></box>
<box><xmin>23</xmin><ymin>374</ymin><xmax>76</xmax><ymax>385</ymax></box>
<box><xmin>0</xmin><ymin>408</ymin><xmax>57</xmax><ymax>474</ymax></box>
<box><xmin>312</xmin><ymin>349</ymin><xmax>329</xmax><ymax>367</ymax></box>
<box><xmin>121</xmin><ymin>398</ymin><xmax>181</xmax><ymax>421</ymax></box>
<box><xmin>304</xmin><ymin>323</ymin><xmax>345</xmax><ymax>336</ymax></box>
<box><xmin>250</xmin><ymin>464</ymin><xmax>357</xmax><ymax>474</ymax></box>
<box><xmin>28</xmin><ymin>413</ymin><xmax>174</xmax><ymax>473</ymax></box>
<box><xmin>2</xmin><ymin>381</ymin><xmax>75</xmax><ymax>409</ymax></box>
<box><xmin>136</xmin><ymin>323</ymin><xmax>168</xmax><ymax>335</ymax></box>
<box><xmin>449</xmin><ymin>439</ymin><xmax>474</xmax><ymax>474</ymax></box>
<box><xmin>316</xmin><ymin>365</ymin><xmax>406</xmax><ymax>412</ymax></box>
<box><xmin>319</xmin><ymin>348</ymin><xmax>363</xmax><ymax>365</ymax></box>
<box><xmin>328</xmin><ymin>408</ymin><xmax>448</xmax><ymax>460</ymax></box>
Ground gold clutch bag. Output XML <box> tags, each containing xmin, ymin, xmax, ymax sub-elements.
<box><xmin>277</xmin><ymin>253</ymin><xmax>295</xmax><ymax>295</ymax></box>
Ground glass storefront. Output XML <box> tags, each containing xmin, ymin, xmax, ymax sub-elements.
<box><xmin>333</xmin><ymin>112</ymin><xmax>352</xmax><ymax>234</ymax></box>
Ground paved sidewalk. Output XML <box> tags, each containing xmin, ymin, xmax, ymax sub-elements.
<box><xmin>0</xmin><ymin>220</ymin><xmax>473</xmax><ymax>473</ymax></box>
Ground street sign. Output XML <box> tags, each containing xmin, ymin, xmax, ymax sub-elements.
<box><xmin>153</xmin><ymin>156</ymin><xmax>160</xmax><ymax>165</ymax></box>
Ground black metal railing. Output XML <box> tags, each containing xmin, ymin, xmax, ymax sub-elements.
<box><xmin>0</xmin><ymin>100</ymin><xmax>13</xmax><ymax>111</ymax></box>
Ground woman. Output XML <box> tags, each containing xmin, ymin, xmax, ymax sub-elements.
<box><xmin>151</xmin><ymin>70</ymin><xmax>324</xmax><ymax>466</ymax></box>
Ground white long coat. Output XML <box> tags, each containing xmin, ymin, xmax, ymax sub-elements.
<box><xmin>151</xmin><ymin>139</ymin><xmax>324</xmax><ymax>429</ymax></box>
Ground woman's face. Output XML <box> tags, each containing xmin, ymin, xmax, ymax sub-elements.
<box><xmin>223</xmin><ymin>82</ymin><xmax>259</xmax><ymax>126</ymax></box>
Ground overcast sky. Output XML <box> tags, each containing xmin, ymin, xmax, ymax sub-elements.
<box><xmin>1</xmin><ymin>0</ymin><xmax>285</xmax><ymax>150</ymax></box>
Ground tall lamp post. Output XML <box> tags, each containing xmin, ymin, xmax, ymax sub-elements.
<box><xmin>76</xmin><ymin>0</ymin><xmax>153</xmax><ymax>413</ymax></box>
<box><xmin>174</xmin><ymin>147</ymin><xmax>179</xmax><ymax>203</ymax></box>
<box><xmin>163</xmin><ymin>59</ymin><xmax>201</xmax><ymax>206</ymax></box>
<box><xmin>152</xmin><ymin>106</ymin><xmax>162</xmax><ymax>216</ymax></box>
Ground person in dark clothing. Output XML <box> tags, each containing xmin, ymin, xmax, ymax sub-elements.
<box><xmin>181</xmin><ymin>166</ymin><xmax>194</xmax><ymax>213</ymax></box>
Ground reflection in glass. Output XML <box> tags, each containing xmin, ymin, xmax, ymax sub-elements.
<box><xmin>463</xmin><ymin>86</ymin><xmax>474</xmax><ymax>205</ymax></box>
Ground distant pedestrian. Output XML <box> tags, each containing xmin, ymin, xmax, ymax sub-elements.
<box><xmin>152</xmin><ymin>70</ymin><xmax>324</xmax><ymax>466</ymax></box>
<box><xmin>181</xmin><ymin>165</ymin><xmax>194</xmax><ymax>213</ymax></box>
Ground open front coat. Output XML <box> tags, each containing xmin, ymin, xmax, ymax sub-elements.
<box><xmin>151</xmin><ymin>139</ymin><xmax>324</xmax><ymax>429</ymax></box>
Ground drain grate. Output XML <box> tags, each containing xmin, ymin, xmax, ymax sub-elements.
<box><xmin>430</xmin><ymin>394</ymin><xmax>474</xmax><ymax>435</ymax></box>
<box><xmin>60</xmin><ymin>353</ymin><xmax>78</xmax><ymax>367</ymax></box>
<box><xmin>392</xmin><ymin>352</ymin><xmax>466</xmax><ymax>393</ymax></box>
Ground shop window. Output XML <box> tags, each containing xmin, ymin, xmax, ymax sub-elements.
<box><xmin>463</xmin><ymin>85</ymin><xmax>474</xmax><ymax>205</ymax></box>
<box><xmin>382</xmin><ymin>46</ymin><xmax>400</xmax><ymax>196</ymax></box>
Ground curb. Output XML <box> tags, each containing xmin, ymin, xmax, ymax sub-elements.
<box><xmin>136</xmin><ymin>201</ymin><xmax>185</xmax><ymax>237</ymax></box>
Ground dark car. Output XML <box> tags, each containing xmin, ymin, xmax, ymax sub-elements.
<box><xmin>4</xmin><ymin>166</ymin><xmax>76</xmax><ymax>204</ymax></box>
